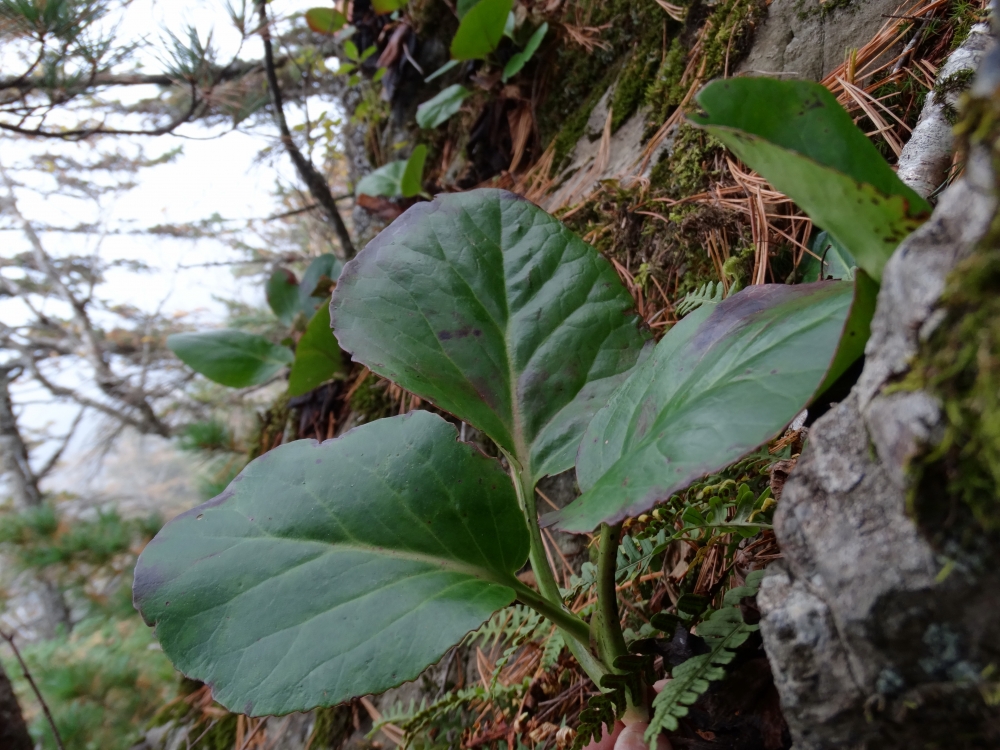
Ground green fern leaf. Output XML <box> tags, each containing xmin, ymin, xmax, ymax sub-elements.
<box><xmin>675</xmin><ymin>281</ymin><xmax>724</xmax><ymax>316</ymax></box>
<box><xmin>643</xmin><ymin>571</ymin><xmax>765</xmax><ymax>748</ymax></box>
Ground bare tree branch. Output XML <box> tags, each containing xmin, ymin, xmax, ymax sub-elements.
<box><xmin>0</xmin><ymin>630</ymin><xmax>67</xmax><ymax>750</ymax></box>
<box><xmin>256</xmin><ymin>0</ymin><xmax>356</xmax><ymax>258</ymax></box>
<box><xmin>35</xmin><ymin>407</ymin><xmax>86</xmax><ymax>481</ymax></box>
<box><xmin>0</xmin><ymin>165</ymin><xmax>169</xmax><ymax>436</ymax></box>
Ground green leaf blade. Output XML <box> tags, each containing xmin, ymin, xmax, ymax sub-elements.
<box><xmin>502</xmin><ymin>22</ymin><xmax>547</xmax><ymax>82</ymax></box>
<box><xmin>416</xmin><ymin>85</ymin><xmax>471</xmax><ymax>129</ymax></box>
<box><xmin>372</xmin><ymin>0</ymin><xmax>408</xmax><ymax>14</ymax></box>
<box><xmin>267</xmin><ymin>268</ymin><xmax>301</xmax><ymax>325</ymax></box>
<box><xmin>288</xmin><ymin>301</ymin><xmax>345</xmax><ymax>396</ymax></box>
<box><xmin>450</xmin><ymin>0</ymin><xmax>512</xmax><ymax>60</ymax></box>
<box><xmin>305</xmin><ymin>7</ymin><xmax>347</xmax><ymax>34</ymax></box>
<box><xmin>330</xmin><ymin>189</ymin><xmax>648</xmax><ymax>482</ymax></box>
<box><xmin>134</xmin><ymin>412</ymin><xmax>528</xmax><ymax>716</ymax></box>
<box><xmin>691</xmin><ymin>79</ymin><xmax>930</xmax><ymax>281</ymax></box>
<box><xmin>167</xmin><ymin>330</ymin><xmax>293</xmax><ymax>388</ymax></box>
<box><xmin>356</xmin><ymin>160</ymin><xmax>408</xmax><ymax>198</ymax></box>
<box><xmin>400</xmin><ymin>145</ymin><xmax>428</xmax><ymax>197</ymax></box>
<box><xmin>549</xmin><ymin>281</ymin><xmax>855</xmax><ymax>532</ymax></box>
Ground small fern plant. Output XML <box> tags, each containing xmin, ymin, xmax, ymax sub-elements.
<box><xmin>644</xmin><ymin>571</ymin><xmax>765</xmax><ymax>744</ymax></box>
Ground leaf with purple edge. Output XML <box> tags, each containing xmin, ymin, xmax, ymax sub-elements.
<box><xmin>546</xmin><ymin>280</ymin><xmax>856</xmax><ymax>533</ymax></box>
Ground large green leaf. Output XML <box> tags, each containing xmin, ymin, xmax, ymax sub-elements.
<box><xmin>690</xmin><ymin>79</ymin><xmax>931</xmax><ymax>282</ymax></box>
<box><xmin>288</xmin><ymin>300</ymin><xmax>345</xmax><ymax>396</ymax></box>
<box><xmin>546</xmin><ymin>281</ymin><xmax>855</xmax><ymax>532</ymax></box>
<box><xmin>450</xmin><ymin>0</ymin><xmax>512</xmax><ymax>60</ymax></box>
<box><xmin>167</xmin><ymin>330</ymin><xmax>293</xmax><ymax>388</ymax></box>
<box><xmin>416</xmin><ymin>85</ymin><xmax>471</xmax><ymax>129</ymax></box>
<box><xmin>330</xmin><ymin>189</ymin><xmax>648</xmax><ymax>482</ymax></box>
<box><xmin>134</xmin><ymin>411</ymin><xmax>529</xmax><ymax>715</ymax></box>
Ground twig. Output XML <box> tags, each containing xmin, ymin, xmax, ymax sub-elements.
<box><xmin>0</xmin><ymin>629</ymin><xmax>66</xmax><ymax>750</ymax></box>
<box><xmin>256</xmin><ymin>0</ymin><xmax>356</xmax><ymax>258</ymax></box>
<box><xmin>236</xmin><ymin>716</ymin><xmax>267</xmax><ymax>750</ymax></box>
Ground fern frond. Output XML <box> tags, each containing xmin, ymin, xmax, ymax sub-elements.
<box><xmin>616</xmin><ymin>529</ymin><xmax>668</xmax><ymax>583</ymax></box>
<box><xmin>541</xmin><ymin>628</ymin><xmax>565</xmax><ymax>670</ymax></box>
<box><xmin>675</xmin><ymin>281</ymin><xmax>724</xmax><ymax>317</ymax></box>
<box><xmin>643</xmin><ymin>570</ymin><xmax>765</xmax><ymax>749</ymax></box>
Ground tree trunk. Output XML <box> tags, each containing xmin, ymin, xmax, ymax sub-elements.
<box><xmin>0</xmin><ymin>661</ymin><xmax>33</xmax><ymax>750</ymax></box>
<box><xmin>757</xmin><ymin>30</ymin><xmax>1000</xmax><ymax>749</ymax></box>
<box><xmin>0</xmin><ymin>368</ymin><xmax>42</xmax><ymax>509</ymax></box>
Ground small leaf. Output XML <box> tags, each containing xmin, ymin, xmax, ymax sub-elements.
<box><xmin>456</xmin><ymin>0</ymin><xmax>481</xmax><ymax>19</ymax></box>
<box><xmin>266</xmin><ymin>267</ymin><xmax>300</xmax><ymax>325</ymax></box>
<box><xmin>372</xmin><ymin>0</ymin><xmax>407</xmax><ymax>13</ymax></box>
<box><xmin>502</xmin><ymin>22</ymin><xmax>547</xmax><ymax>82</ymax></box>
<box><xmin>288</xmin><ymin>301</ymin><xmax>345</xmax><ymax>396</ymax></box>
<box><xmin>355</xmin><ymin>160</ymin><xmax>408</xmax><ymax>197</ymax></box>
<box><xmin>343</xmin><ymin>40</ymin><xmax>359</xmax><ymax>61</ymax></box>
<box><xmin>416</xmin><ymin>85</ymin><xmax>471</xmax><ymax>129</ymax></box>
<box><xmin>426</xmin><ymin>59</ymin><xmax>460</xmax><ymax>82</ymax></box>
<box><xmin>690</xmin><ymin>78</ymin><xmax>931</xmax><ymax>281</ymax></box>
<box><xmin>450</xmin><ymin>0</ymin><xmax>512</xmax><ymax>60</ymax></box>
<box><xmin>401</xmin><ymin>145</ymin><xmax>427</xmax><ymax>198</ymax></box>
<box><xmin>298</xmin><ymin>254</ymin><xmax>343</xmax><ymax>317</ymax></box>
<box><xmin>330</xmin><ymin>189</ymin><xmax>649</xmax><ymax>483</ymax></box>
<box><xmin>305</xmin><ymin>7</ymin><xmax>347</xmax><ymax>34</ymax></box>
<box><xmin>800</xmin><ymin>231</ymin><xmax>856</xmax><ymax>282</ymax></box>
<box><xmin>135</xmin><ymin>412</ymin><xmax>529</xmax><ymax>716</ymax></box>
<box><xmin>548</xmin><ymin>282</ymin><xmax>855</xmax><ymax>532</ymax></box>
<box><xmin>168</xmin><ymin>331</ymin><xmax>293</xmax><ymax>388</ymax></box>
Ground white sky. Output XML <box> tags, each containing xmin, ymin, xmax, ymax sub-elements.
<box><xmin>1</xmin><ymin>0</ymin><xmax>338</xmax><ymax>496</ymax></box>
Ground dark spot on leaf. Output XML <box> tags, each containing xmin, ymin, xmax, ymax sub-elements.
<box><xmin>770</xmin><ymin>369</ymin><xmax>778</xmax><ymax>375</ymax></box>
<box><xmin>197</xmin><ymin>514</ymin><xmax>204</xmax><ymax>520</ymax></box>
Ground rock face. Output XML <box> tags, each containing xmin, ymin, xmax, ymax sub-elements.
<box><xmin>737</xmin><ymin>0</ymin><xmax>904</xmax><ymax>80</ymax></box>
<box><xmin>757</xmin><ymin>46</ymin><xmax>1000</xmax><ymax>749</ymax></box>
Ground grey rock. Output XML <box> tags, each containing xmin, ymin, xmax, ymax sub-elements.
<box><xmin>738</xmin><ymin>0</ymin><xmax>904</xmax><ymax>81</ymax></box>
<box><xmin>759</xmin><ymin>125</ymin><xmax>1000</xmax><ymax>749</ymax></box>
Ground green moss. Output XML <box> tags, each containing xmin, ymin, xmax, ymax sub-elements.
<box><xmin>549</xmin><ymin>70</ymin><xmax>618</xmax><ymax>172</ymax></box>
<box><xmin>904</xmin><ymin>90</ymin><xmax>1000</xmax><ymax>556</ymax></box>
<box><xmin>935</xmin><ymin>68</ymin><xmax>976</xmax><ymax>125</ymax></box>
<box><xmin>611</xmin><ymin>36</ymin><xmax>663</xmax><ymax>132</ymax></box>
<box><xmin>538</xmin><ymin>0</ymin><xmax>668</xmax><ymax>170</ymax></box>
<box><xmin>307</xmin><ymin>706</ymin><xmax>355</xmax><ymax>749</ymax></box>
<box><xmin>948</xmin><ymin>0</ymin><xmax>989</xmax><ymax>50</ymax></box>
<box><xmin>649</xmin><ymin>122</ymin><xmax>723</xmax><ymax>197</ymax></box>
<box><xmin>700</xmin><ymin>0</ymin><xmax>764</xmax><ymax>82</ymax></box>
<box><xmin>350</xmin><ymin>374</ymin><xmax>394</xmax><ymax>422</ymax></box>
<box><xmin>246</xmin><ymin>391</ymin><xmax>290</xmax><ymax>461</ymax></box>
<box><xmin>644</xmin><ymin>38</ymin><xmax>686</xmax><ymax>131</ymax></box>
<box><xmin>908</xmin><ymin>246</ymin><xmax>1000</xmax><ymax>537</ymax></box>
